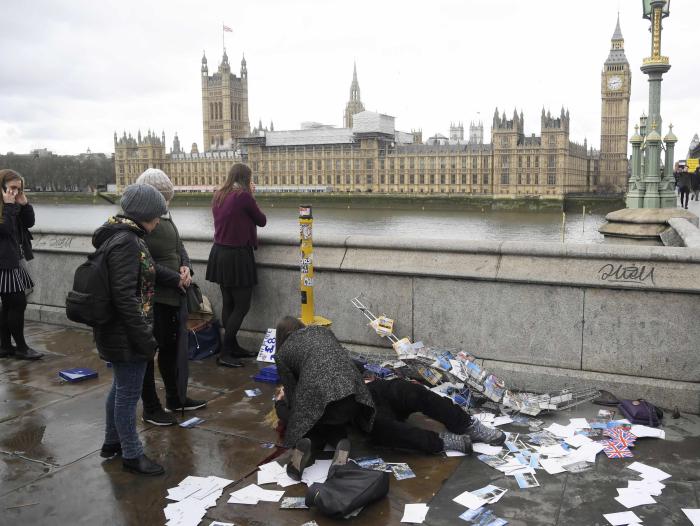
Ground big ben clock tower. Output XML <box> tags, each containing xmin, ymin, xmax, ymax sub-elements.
<box><xmin>600</xmin><ymin>15</ymin><xmax>631</xmax><ymax>191</ymax></box>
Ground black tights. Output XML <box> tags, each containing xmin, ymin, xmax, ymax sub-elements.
<box><xmin>0</xmin><ymin>291</ymin><xmax>28</xmax><ymax>351</ymax></box>
<box><xmin>220</xmin><ymin>285</ymin><xmax>253</xmax><ymax>354</ymax></box>
<box><xmin>680</xmin><ymin>187</ymin><xmax>690</xmax><ymax>208</ymax></box>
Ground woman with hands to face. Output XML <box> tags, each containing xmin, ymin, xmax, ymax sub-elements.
<box><xmin>0</xmin><ymin>169</ymin><xmax>42</xmax><ymax>360</ymax></box>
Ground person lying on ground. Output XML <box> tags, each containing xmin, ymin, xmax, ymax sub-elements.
<box><xmin>275</xmin><ymin>377</ymin><xmax>505</xmax><ymax>458</ymax></box>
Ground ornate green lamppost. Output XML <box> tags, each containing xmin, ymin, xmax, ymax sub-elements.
<box><xmin>627</xmin><ymin>0</ymin><xmax>677</xmax><ymax>208</ymax></box>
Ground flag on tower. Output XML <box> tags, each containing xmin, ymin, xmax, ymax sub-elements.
<box><xmin>223</xmin><ymin>24</ymin><xmax>233</xmax><ymax>33</ymax></box>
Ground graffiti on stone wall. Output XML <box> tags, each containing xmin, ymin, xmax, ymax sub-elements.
<box><xmin>597</xmin><ymin>263</ymin><xmax>655</xmax><ymax>286</ymax></box>
<box><xmin>35</xmin><ymin>236</ymin><xmax>73</xmax><ymax>249</ymax></box>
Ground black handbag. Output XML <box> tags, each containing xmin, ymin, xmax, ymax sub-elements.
<box><xmin>186</xmin><ymin>283</ymin><xmax>204</xmax><ymax>313</ymax></box>
<box><xmin>305</xmin><ymin>463</ymin><xmax>390</xmax><ymax>518</ymax></box>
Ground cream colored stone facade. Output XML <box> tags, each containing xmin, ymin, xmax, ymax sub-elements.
<box><xmin>115</xmin><ymin>22</ymin><xmax>629</xmax><ymax>197</ymax></box>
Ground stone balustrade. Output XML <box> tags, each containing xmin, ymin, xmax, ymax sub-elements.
<box><xmin>25</xmin><ymin>227</ymin><xmax>700</xmax><ymax>413</ymax></box>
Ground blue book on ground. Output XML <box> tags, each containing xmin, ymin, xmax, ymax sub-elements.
<box><xmin>59</xmin><ymin>367</ymin><xmax>98</xmax><ymax>383</ymax></box>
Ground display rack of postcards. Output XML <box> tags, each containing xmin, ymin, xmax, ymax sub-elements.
<box><xmin>350</xmin><ymin>296</ymin><xmax>600</xmax><ymax>416</ymax></box>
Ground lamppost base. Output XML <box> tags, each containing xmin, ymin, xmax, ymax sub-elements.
<box><xmin>626</xmin><ymin>191</ymin><xmax>646</xmax><ymax>209</ymax></box>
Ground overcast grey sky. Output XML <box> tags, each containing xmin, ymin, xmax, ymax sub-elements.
<box><xmin>1</xmin><ymin>0</ymin><xmax>698</xmax><ymax>157</ymax></box>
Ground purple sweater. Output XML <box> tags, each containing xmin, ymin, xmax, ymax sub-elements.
<box><xmin>212</xmin><ymin>191</ymin><xmax>267</xmax><ymax>248</ymax></box>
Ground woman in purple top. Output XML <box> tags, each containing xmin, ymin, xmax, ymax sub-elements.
<box><xmin>206</xmin><ymin>163</ymin><xmax>267</xmax><ymax>367</ymax></box>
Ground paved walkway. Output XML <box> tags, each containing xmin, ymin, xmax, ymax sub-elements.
<box><xmin>1</xmin><ymin>322</ymin><xmax>699</xmax><ymax>525</ymax></box>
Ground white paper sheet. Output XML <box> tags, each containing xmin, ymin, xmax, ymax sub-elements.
<box><xmin>445</xmin><ymin>450</ymin><xmax>466</xmax><ymax>457</ymax></box>
<box><xmin>682</xmin><ymin>509</ymin><xmax>700</xmax><ymax>526</ymax></box>
<box><xmin>539</xmin><ymin>458</ymin><xmax>567</xmax><ymax>475</ymax></box>
<box><xmin>472</xmin><ymin>443</ymin><xmax>504</xmax><ymax>455</ymax></box>
<box><xmin>629</xmin><ymin>425</ymin><xmax>665</xmax><ymax>439</ymax></box>
<box><xmin>565</xmin><ymin>434</ymin><xmax>593</xmax><ymax>448</ymax></box>
<box><xmin>491</xmin><ymin>415</ymin><xmax>513</xmax><ymax>427</ymax></box>
<box><xmin>452</xmin><ymin>489</ymin><xmax>487</xmax><ymax>510</ymax></box>
<box><xmin>538</xmin><ymin>444</ymin><xmax>569</xmax><ymax>458</ymax></box>
<box><xmin>545</xmin><ymin>423</ymin><xmax>576</xmax><ymax>438</ymax></box>
<box><xmin>614</xmin><ymin>487</ymin><xmax>657</xmax><ymax>508</ymax></box>
<box><xmin>569</xmin><ymin>418</ymin><xmax>590</xmax><ymax>429</ymax></box>
<box><xmin>627</xmin><ymin>479</ymin><xmax>664</xmax><ymax>496</ymax></box>
<box><xmin>473</xmin><ymin>412</ymin><xmax>495</xmax><ymax>423</ymax></box>
<box><xmin>603</xmin><ymin>510</ymin><xmax>642</xmax><ymax>525</ymax></box>
<box><xmin>401</xmin><ymin>503</ymin><xmax>430</xmax><ymax>523</ymax></box>
<box><xmin>301</xmin><ymin>459</ymin><xmax>332</xmax><ymax>486</ymax></box>
<box><xmin>626</xmin><ymin>461</ymin><xmax>672</xmax><ymax>481</ymax></box>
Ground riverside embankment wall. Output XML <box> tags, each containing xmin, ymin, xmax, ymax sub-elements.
<box><xmin>25</xmin><ymin>228</ymin><xmax>700</xmax><ymax>413</ymax></box>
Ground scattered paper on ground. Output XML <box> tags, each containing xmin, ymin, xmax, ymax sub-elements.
<box><xmin>401</xmin><ymin>503</ymin><xmax>430</xmax><ymax>523</ymax></box>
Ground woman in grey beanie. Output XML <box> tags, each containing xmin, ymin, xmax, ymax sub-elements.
<box><xmin>134</xmin><ymin>169</ymin><xmax>207</xmax><ymax>426</ymax></box>
<box><xmin>93</xmin><ymin>183</ymin><xmax>174</xmax><ymax>475</ymax></box>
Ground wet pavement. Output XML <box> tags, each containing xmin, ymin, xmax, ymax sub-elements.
<box><xmin>1</xmin><ymin>322</ymin><xmax>699</xmax><ymax>525</ymax></box>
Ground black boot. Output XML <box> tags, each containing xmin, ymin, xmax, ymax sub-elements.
<box><xmin>100</xmin><ymin>443</ymin><xmax>122</xmax><ymax>458</ymax></box>
<box><xmin>287</xmin><ymin>438</ymin><xmax>313</xmax><ymax>481</ymax></box>
<box><xmin>14</xmin><ymin>347</ymin><xmax>43</xmax><ymax>360</ymax></box>
<box><xmin>217</xmin><ymin>352</ymin><xmax>243</xmax><ymax>368</ymax></box>
<box><xmin>122</xmin><ymin>454</ymin><xmax>164</xmax><ymax>476</ymax></box>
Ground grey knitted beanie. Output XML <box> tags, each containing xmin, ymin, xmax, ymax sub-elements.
<box><xmin>135</xmin><ymin>168</ymin><xmax>175</xmax><ymax>202</ymax></box>
<box><xmin>120</xmin><ymin>183</ymin><xmax>167</xmax><ymax>223</ymax></box>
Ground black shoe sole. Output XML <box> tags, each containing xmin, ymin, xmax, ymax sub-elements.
<box><xmin>142</xmin><ymin>417</ymin><xmax>177</xmax><ymax>426</ymax></box>
<box><xmin>287</xmin><ymin>438</ymin><xmax>313</xmax><ymax>481</ymax></box>
<box><xmin>165</xmin><ymin>403</ymin><xmax>207</xmax><ymax>412</ymax></box>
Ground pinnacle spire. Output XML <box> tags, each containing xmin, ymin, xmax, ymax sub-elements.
<box><xmin>612</xmin><ymin>12</ymin><xmax>623</xmax><ymax>40</ymax></box>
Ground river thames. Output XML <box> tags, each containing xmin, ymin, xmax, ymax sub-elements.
<box><xmin>32</xmin><ymin>202</ymin><xmax>609</xmax><ymax>243</ymax></box>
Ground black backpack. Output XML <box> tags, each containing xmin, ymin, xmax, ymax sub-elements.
<box><xmin>65</xmin><ymin>233</ymin><xmax>122</xmax><ymax>327</ymax></box>
<box><xmin>305</xmin><ymin>463</ymin><xmax>390</xmax><ymax>518</ymax></box>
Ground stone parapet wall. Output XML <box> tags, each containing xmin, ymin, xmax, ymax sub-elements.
<box><xmin>26</xmin><ymin>228</ymin><xmax>700</xmax><ymax>413</ymax></box>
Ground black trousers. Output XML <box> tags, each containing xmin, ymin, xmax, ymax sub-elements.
<box><xmin>680</xmin><ymin>187</ymin><xmax>690</xmax><ymax>208</ymax></box>
<box><xmin>0</xmin><ymin>291</ymin><xmax>28</xmax><ymax>351</ymax></box>
<box><xmin>368</xmin><ymin>379</ymin><xmax>472</xmax><ymax>454</ymax></box>
<box><xmin>141</xmin><ymin>303</ymin><xmax>180</xmax><ymax>411</ymax></box>
<box><xmin>305</xmin><ymin>395</ymin><xmax>359</xmax><ymax>451</ymax></box>
<box><xmin>220</xmin><ymin>285</ymin><xmax>253</xmax><ymax>355</ymax></box>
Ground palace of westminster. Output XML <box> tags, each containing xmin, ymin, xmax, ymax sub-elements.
<box><xmin>114</xmin><ymin>17</ymin><xmax>631</xmax><ymax>196</ymax></box>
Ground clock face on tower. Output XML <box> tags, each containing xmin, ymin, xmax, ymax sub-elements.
<box><xmin>607</xmin><ymin>75</ymin><xmax>623</xmax><ymax>91</ymax></box>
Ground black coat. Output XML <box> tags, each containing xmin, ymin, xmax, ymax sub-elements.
<box><xmin>691</xmin><ymin>170</ymin><xmax>700</xmax><ymax>191</ymax></box>
<box><xmin>275</xmin><ymin>325</ymin><xmax>375</xmax><ymax>447</ymax></box>
<box><xmin>91</xmin><ymin>217</ymin><xmax>179</xmax><ymax>363</ymax></box>
<box><xmin>0</xmin><ymin>203</ymin><xmax>34</xmax><ymax>269</ymax></box>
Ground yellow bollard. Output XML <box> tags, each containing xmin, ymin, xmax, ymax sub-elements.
<box><xmin>299</xmin><ymin>205</ymin><xmax>332</xmax><ymax>327</ymax></box>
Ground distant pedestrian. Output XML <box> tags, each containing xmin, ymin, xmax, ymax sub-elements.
<box><xmin>134</xmin><ymin>169</ymin><xmax>207</xmax><ymax>427</ymax></box>
<box><xmin>678</xmin><ymin>166</ymin><xmax>691</xmax><ymax>209</ymax></box>
<box><xmin>0</xmin><ymin>169</ymin><xmax>43</xmax><ymax>360</ymax></box>
<box><xmin>205</xmin><ymin>163</ymin><xmax>266</xmax><ymax>368</ymax></box>
<box><xmin>94</xmin><ymin>183</ymin><xmax>167</xmax><ymax>476</ymax></box>
<box><xmin>691</xmin><ymin>167</ymin><xmax>700</xmax><ymax>202</ymax></box>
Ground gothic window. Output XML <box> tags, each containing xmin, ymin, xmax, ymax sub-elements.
<box><xmin>355</xmin><ymin>173</ymin><xmax>361</xmax><ymax>184</ymax></box>
<box><xmin>419</xmin><ymin>173</ymin><xmax>425</xmax><ymax>184</ymax></box>
<box><xmin>451</xmin><ymin>174</ymin><xmax>456</xmax><ymax>185</ymax></box>
<box><xmin>535</xmin><ymin>156</ymin><xmax>540</xmax><ymax>168</ymax></box>
<box><xmin>218</xmin><ymin>102</ymin><xmax>223</xmax><ymax>120</ymax></box>
<box><xmin>518</xmin><ymin>173</ymin><xmax>522</xmax><ymax>185</ymax></box>
<box><xmin>450</xmin><ymin>159</ymin><xmax>456</xmax><ymax>170</ymax></box>
<box><xmin>461</xmin><ymin>174</ymin><xmax>466</xmax><ymax>185</ymax></box>
<box><xmin>483</xmin><ymin>174</ymin><xmax>489</xmax><ymax>184</ymax></box>
<box><xmin>409</xmin><ymin>158</ymin><xmax>415</xmax><ymax>169</ymax></box>
<box><xmin>501</xmin><ymin>173</ymin><xmax>509</xmax><ymax>185</ymax></box>
<box><xmin>400</xmin><ymin>173</ymin><xmax>405</xmax><ymax>184</ymax></box>
<box><xmin>461</xmin><ymin>158</ymin><xmax>467</xmax><ymax>170</ymax></box>
<box><xmin>430</xmin><ymin>174</ymin><xmax>435</xmax><ymax>184</ymax></box>
<box><xmin>210</xmin><ymin>103</ymin><xmax>214</xmax><ymax>120</ymax></box>
<box><xmin>472</xmin><ymin>157</ymin><xmax>478</xmax><ymax>169</ymax></box>
<box><xmin>547</xmin><ymin>174</ymin><xmax>556</xmax><ymax>185</ymax></box>
<box><xmin>336</xmin><ymin>160</ymin><xmax>341</xmax><ymax>171</ymax></box>
<box><xmin>367</xmin><ymin>173</ymin><xmax>373</xmax><ymax>185</ymax></box>
<box><xmin>472</xmin><ymin>173</ymin><xmax>478</xmax><ymax>184</ymax></box>
<box><xmin>410</xmin><ymin>174</ymin><xmax>415</xmax><ymax>184</ymax></box>
<box><xmin>354</xmin><ymin>159</ymin><xmax>360</xmax><ymax>170</ymax></box>
<box><xmin>527</xmin><ymin>173</ymin><xmax>531</xmax><ymax>184</ymax></box>
<box><xmin>420</xmin><ymin>158</ymin><xmax>425</xmax><ymax>169</ymax></box>
<box><xmin>440</xmin><ymin>159</ymin><xmax>446</xmax><ymax>170</ymax></box>
<box><xmin>307</xmin><ymin>160</ymin><xmax>313</xmax><ymax>171</ymax></box>
<box><xmin>381</xmin><ymin>174</ymin><xmax>386</xmax><ymax>184</ymax></box>
<box><xmin>390</xmin><ymin>159</ymin><xmax>395</xmax><ymax>170</ymax></box>
<box><xmin>518</xmin><ymin>156</ymin><xmax>523</xmax><ymax>168</ymax></box>
<box><xmin>366</xmin><ymin>159</ymin><xmax>373</xmax><ymax>170</ymax></box>
<box><xmin>399</xmin><ymin>159</ymin><xmax>405</xmax><ymax>170</ymax></box>
<box><xmin>345</xmin><ymin>174</ymin><xmax>351</xmax><ymax>184</ymax></box>
<box><xmin>527</xmin><ymin>156</ymin><xmax>531</xmax><ymax>168</ymax></box>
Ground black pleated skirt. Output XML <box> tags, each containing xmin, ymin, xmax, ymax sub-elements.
<box><xmin>205</xmin><ymin>244</ymin><xmax>257</xmax><ymax>288</ymax></box>
<box><xmin>0</xmin><ymin>264</ymin><xmax>34</xmax><ymax>294</ymax></box>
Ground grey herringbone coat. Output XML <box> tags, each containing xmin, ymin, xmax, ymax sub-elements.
<box><xmin>275</xmin><ymin>325</ymin><xmax>375</xmax><ymax>447</ymax></box>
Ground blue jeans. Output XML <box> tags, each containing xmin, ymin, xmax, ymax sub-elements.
<box><xmin>105</xmin><ymin>361</ymin><xmax>147</xmax><ymax>459</ymax></box>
